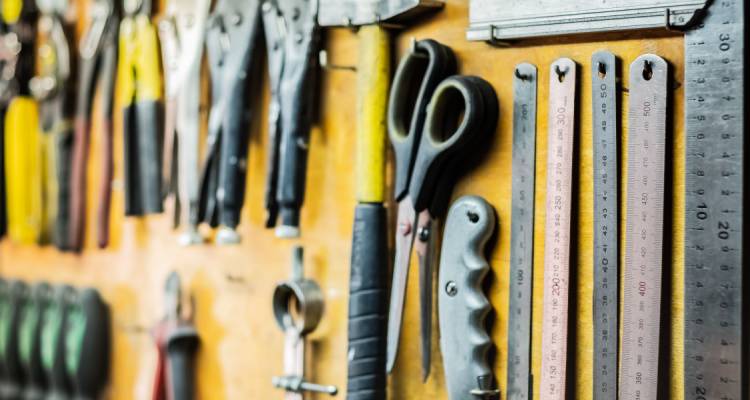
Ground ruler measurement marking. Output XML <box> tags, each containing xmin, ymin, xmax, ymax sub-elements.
<box><xmin>619</xmin><ymin>54</ymin><xmax>668</xmax><ymax>400</ymax></box>
<box><xmin>592</xmin><ymin>50</ymin><xmax>618</xmax><ymax>400</ymax></box>
<box><xmin>540</xmin><ymin>58</ymin><xmax>576</xmax><ymax>400</ymax></box>
<box><xmin>507</xmin><ymin>63</ymin><xmax>538</xmax><ymax>400</ymax></box>
<box><xmin>684</xmin><ymin>0</ymin><xmax>744</xmax><ymax>398</ymax></box>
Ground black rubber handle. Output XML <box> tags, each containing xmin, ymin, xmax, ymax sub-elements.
<box><xmin>123</xmin><ymin>100</ymin><xmax>163</xmax><ymax>216</ymax></box>
<box><xmin>70</xmin><ymin>289</ymin><xmax>110</xmax><ymax>400</ymax></box>
<box><xmin>346</xmin><ymin>204</ymin><xmax>388</xmax><ymax>400</ymax></box>
<box><xmin>166</xmin><ymin>326</ymin><xmax>199</xmax><ymax>400</ymax></box>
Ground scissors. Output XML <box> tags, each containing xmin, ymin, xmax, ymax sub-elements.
<box><xmin>385</xmin><ymin>39</ymin><xmax>499</xmax><ymax>379</ymax></box>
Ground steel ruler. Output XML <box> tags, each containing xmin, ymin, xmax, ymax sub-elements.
<box><xmin>539</xmin><ymin>57</ymin><xmax>576</xmax><ymax>400</ymax></box>
<box><xmin>683</xmin><ymin>0</ymin><xmax>745</xmax><ymax>398</ymax></box>
<box><xmin>619</xmin><ymin>54</ymin><xmax>668</xmax><ymax>400</ymax></box>
<box><xmin>506</xmin><ymin>62</ymin><xmax>537</xmax><ymax>400</ymax></box>
<box><xmin>591</xmin><ymin>50</ymin><xmax>618</xmax><ymax>400</ymax></box>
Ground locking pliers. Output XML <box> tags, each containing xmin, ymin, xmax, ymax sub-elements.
<box><xmin>195</xmin><ymin>0</ymin><xmax>263</xmax><ymax>244</ymax></box>
<box><xmin>159</xmin><ymin>0</ymin><xmax>210</xmax><ymax>245</ymax></box>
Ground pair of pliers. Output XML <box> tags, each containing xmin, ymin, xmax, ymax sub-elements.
<box><xmin>68</xmin><ymin>0</ymin><xmax>119</xmax><ymax>251</ymax></box>
<box><xmin>2</xmin><ymin>0</ymin><xmax>42</xmax><ymax>245</ymax></box>
<box><xmin>158</xmin><ymin>0</ymin><xmax>210</xmax><ymax>245</ymax></box>
<box><xmin>385</xmin><ymin>39</ymin><xmax>499</xmax><ymax>378</ymax></box>
<box><xmin>0</xmin><ymin>20</ymin><xmax>12</xmax><ymax>239</ymax></box>
<box><xmin>30</xmin><ymin>0</ymin><xmax>75</xmax><ymax>250</ymax></box>
<box><xmin>261</xmin><ymin>0</ymin><xmax>321</xmax><ymax>239</ymax></box>
<box><xmin>196</xmin><ymin>0</ymin><xmax>262</xmax><ymax>244</ymax></box>
<box><xmin>152</xmin><ymin>272</ymin><xmax>199</xmax><ymax>400</ymax></box>
<box><xmin>118</xmin><ymin>0</ymin><xmax>163</xmax><ymax>217</ymax></box>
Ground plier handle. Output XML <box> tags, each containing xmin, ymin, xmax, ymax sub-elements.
<box><xmin>68</xmin><ymin>0</ymin><xmax>119</xmax><ymax>251</ymax></box>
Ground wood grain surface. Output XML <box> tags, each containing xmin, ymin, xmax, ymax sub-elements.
<box><xmin>0</xmin><ymin>1</ymin><xmax>688</xmax><ymax>398</ymax></box>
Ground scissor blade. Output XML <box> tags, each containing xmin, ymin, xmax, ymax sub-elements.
<box><xmin>414</xmin><ymin>210</ymin><xmax>436</xmax><ymax>381</ymax></box>
<box><xmin>386</xmin><ymin>198</ymin><xmax>417</xmax><ymax>374</ymax></box>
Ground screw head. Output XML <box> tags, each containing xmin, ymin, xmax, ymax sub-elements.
<box><xmin>445</xmin><ymin>281</ymin><xmax>458</xmax><ymax>297</ymax></box>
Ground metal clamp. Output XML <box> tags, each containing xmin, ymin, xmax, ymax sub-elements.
<box><xmin>272</xmin><ymin>247</ymin><xmax>337</xmax><ymax>398</ymax></box>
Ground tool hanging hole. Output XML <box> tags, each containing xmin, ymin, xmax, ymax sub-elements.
<box><xmin>515</xmin><ymin>68</ymin><xmax>530</xmax><ymax>81</ymax></box>
<box><xmin>598</xmin><ymin>62</ymin><xmax>607</xmax><ymax>78</ymax></box>
<box><xmin>467</xmin><ymin>211</ymin><xmax>479</xmax><ymax>223</ymax></box>
<box><xmin>555</xmin><ymin>65</ymin><xmax>568</xmax><ymax>82</ymax></box>
<box><xmin>642</xmin><ymin>60</ymin><xmax>653</xmax><ymax>81</ymax></box>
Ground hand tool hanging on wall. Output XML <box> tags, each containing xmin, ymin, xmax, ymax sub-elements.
<box><xmin>0</xmin><ymin>21</ymin><xmax>12</xmax><ymax>239</ymax></box>
<box><xmin>438</xmin><ymin>195</ymin><xmax>498</xmax><ymax>399</ymax></box>
<box><xmin>118</xmin><ymin>0</ymin><xmax>164</xmax><ymax>217</ymax></box>
<box><xmin>152</xmin><ymin>272</ymin><xmax>199</xmax><ymax>400</ymax></box>
<box><xmin>65</xmin><ymin>288</ymin><xmax>110</xmax><ymax>400</ymax></box>
<box><xmin>386</xmin><ymin>42</ymin><xmax>499</xmax><ymax>375</ymax></box>
<box><xmin>18</xmin><ymin>282</ymin><xmax>52</xmax><ymax>400</ymax></box>
<box><xmin>0</xmin><ymin>280</ymin><xmax>28</xmax><ymax>399</ymax></box>
<box><xmin>271</xmin><ymin>247</ymin><xmax>338</xmax><ymax>398</ymax></box>
<box><xmin>506</xmin><ymin>62</ymin><xmax>537</xmax><ymax>400</ymax></box>
<box><xmin>262</xmin><ymin>0</ymin><xmax>321</xmax><ymax>239</ymax></box>
<box><xmin>68</xmin><ymin>0</ymin><xmax>119</xmax><ymax>251</ymax></box>
<box><xmin>590</xmin><ymin>50</ymin><xmax>618</xmax><ymax>400</ymax></box>
<box><xmin>683</xmin><ymin>1</ymin><xmax>745</xmax><ymax>397</ymax></box>
<box><xmin>620</xmin><ymin>54</ymin><xmax>668</xmax><ymax>400</ymax></box>
<box><xmin>159</xmin><ymin>0</ymin><xmax>210</xmax><ymax>245</ymax></box>
<box><xmin>316</xmin><ymin>2</ymin><xmax>443</xmax><ymax>396</ymax></box>
<box><xmin>197</xmin><ymin>0</ymin><xmax>262</xmax><ymax>245</ymax></box>
<box><xmin>30</xmin><ymin>0</ymin><xmax>75</xmax><ymax>250</ymax></box>
<box><xmin>539</xmin><ymin>57</ymin><xmax>576</xmax><ymax>400</ymax></box>
<box><xmin>2</xmin><ymin>0</ymin><xmax>42</xmax><ymax>245</ymax></box>
<box><xmin>40</xmin><ymin>285</ymin><xmax>76</xmax><ymax>399</ymax></box>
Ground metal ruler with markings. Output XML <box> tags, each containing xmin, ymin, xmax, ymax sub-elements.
<box><xmin>683</xmin><ymin>0</ymin><xmax>745</xmax><ymax>398</ymax></box>
<box><xmin>619</xmin><ymin>54</ymin><xmax>668</xmax><ymax>400</ymax></box>
<box><xmin>591</xmin><ymin>50</ymin><xmax>619</xmax><ymax>400</ymax></box>
<box><xmin>507</xmin><ymin>62</ymin><xmax>537</xmax><ymax>400</ymax></box>
<box><xmin>539</xmin><ymin>57</ymin><xmax>576</xmax><ymax>400</ymax></box>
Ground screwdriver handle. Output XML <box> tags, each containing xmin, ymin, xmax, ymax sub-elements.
<box><xmin>166</xmin><ymin>325</ymin><xmax>199</xmax><ymax>400</ymax></box>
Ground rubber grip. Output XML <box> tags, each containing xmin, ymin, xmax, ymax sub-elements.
<box><xmin>166</xmin><ymin>326</ymin><xmax>199</xmax><ymax>400</ymax></box>
<box><xmin>346</xmin><ymin>203</ymin><xmax>388</xmax><ymax>400</ymax></box>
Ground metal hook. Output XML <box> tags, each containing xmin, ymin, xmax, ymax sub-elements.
<box><xmin>555</xmin><ymin>64</ymin><xmax>569</xmax><ymax>82</ymax></box>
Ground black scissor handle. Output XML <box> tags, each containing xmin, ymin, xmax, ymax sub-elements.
<box><xmin>409</xmin><ymin>75</ymin><xmax>498</xmax><ymax>213</ymax></box>
<box><xmin>388</xmin><ymin>39</ymin><xmax>455</xmax><ymax>201</ymax></box>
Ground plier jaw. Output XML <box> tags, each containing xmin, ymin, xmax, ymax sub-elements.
<box><xmin>79</xmin><ymin>0</ymin><xmax>117</xmax><ymax>60</ymax></box>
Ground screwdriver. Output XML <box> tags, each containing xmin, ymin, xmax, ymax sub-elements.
<box><xmin>18</xmin><ymin>282</ymin><xmax>53</xmax><ymax>400</ymax></box>
<box><xmin>40</xmin><ymin>285</ymin><xmax>76</xmax><ymax>399</ymax></box>
<box><xmin>0</xmin><ymin>280</ymin><xmax>28</xmax><ymax>399</ymax></box>
<box><xmin>65</xmin><ymin>288</ymin><xmax>110</xmax><ymax>400</ymax></box>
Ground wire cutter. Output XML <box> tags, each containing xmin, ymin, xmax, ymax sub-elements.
<box><xmin>68</xmin><ymin>0</ymin><xmax>119</xmax><ymax>251</ymax></box>
<box><xmin>2</xmin><ymin>0</ymin><xmax>42</xmax><ymax>245</ymax></box>
<box><xmin>196</xmin><ymin>0</ymin><xmax>262</xmax><ymax>245</ymax></box>
<box><xmin>262</xmin><ymin>0</ymin><xmax>321</xmax><ymax>238</ymax></box>
<box><xmin>30</xmin><ymin>0</ymin><xmax>76</xmax><ymax>250</ymax></box>
<box><xmin>159</xmin><ymin>0</ymin><xmax>210</xmax><ymax>245</ymax></box>
<box><xmin>384</xmin><ymin>39</ymin><xmax>499</xmax><ymax>378</ymax></box>
<box><xmin>118</xmin><ymin>0</ymin><xmax>163</xmax><ymax>217</ymax></box>
<box><xmin>151</xmin><ymin>272</ymin><xmax>199</xmax><ymax>400</ymax></box>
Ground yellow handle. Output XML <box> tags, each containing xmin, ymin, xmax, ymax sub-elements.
<box><xmin>356</xmin><ymin>25</ymin><xmax>390</xmax><ymax>203</ymax></box>
<box><xmin>1</xmin><ymin>0</ymin><xmax>22</xmax><ymax>24</ymax></box>
<box><xmin>118</xmin><ymin>15</ymin><xmax>164</xmax><ymax>105</ymax></box>
<box><xmin>4</xmin><ymin>97</ymin><xmax>43</xmax><ymax>244</ymax></box>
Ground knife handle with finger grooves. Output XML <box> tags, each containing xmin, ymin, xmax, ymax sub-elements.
<box><xmin>438</xmin><ymin>195</ymin><xmax>498</xmax><ymax>399</ymax></box>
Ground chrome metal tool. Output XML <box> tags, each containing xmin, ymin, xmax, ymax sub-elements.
<box><xmin>272</xmin><ymin>247</ymin><xmax>337</xmax><ymax>398</ymax></box>
<box><xmin>619</xmin><ymin>54</ymin><xmax>668</xmax><ymax>400</ymax></box>
<box><xmin>506</xmin><ymin>62</ymin><xmax>537</xmax><ymax>400</ymax></box>
<box><xmin>683</xmin><ymin>0</ymin><xmax>745</xmax><ymax>397</ymax></box>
